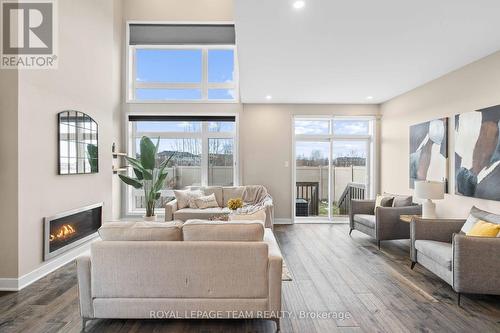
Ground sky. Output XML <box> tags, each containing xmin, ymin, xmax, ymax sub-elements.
<box><xmin>295</xmin><ymin>120</ymin><xmax>370</xmax><ymax>159</ymax></box>
<box><xmin>135</xmin><ymin>49</ymin><xmax>234</xmax><ymax>100</ymax></box>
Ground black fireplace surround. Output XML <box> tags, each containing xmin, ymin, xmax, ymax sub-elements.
<box><xmin>44</xmin><ymin>203</ymin><xmax>102</xmax><ymax>260</ymax></box>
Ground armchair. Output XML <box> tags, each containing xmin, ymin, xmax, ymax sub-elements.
<box><xmin>349</xmin><ymin>199</ymin><xmax>422</xmax><ymax>249</ymax></box>
<box><xmin>410</xmin><ymin>218</ymin><xmax>500</xmax><ymax>305</ymax></box>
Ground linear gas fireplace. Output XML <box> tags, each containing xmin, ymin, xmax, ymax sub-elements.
<box><xmin>44</xmin><ymin>203</ymin><xmax>102</xmax><ymax>260</ymax></box>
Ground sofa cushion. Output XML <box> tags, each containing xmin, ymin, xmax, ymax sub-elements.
<box><xmin>174</xmin><ymin>207</ymin><xmax>230</xmax><ymax>221</ymax></box>
<box><xmin>354</xmin><ymin>214</ymin><xmax>376</xmax><ymax>228</ymax></box>
<box><xmin>223</xmin><ymin>186</ymin><xmax>245</xmax><ymax>207</ymax></box>
<box><xmin>414</xmin><ymin>240</ymin><xmax>452</xmax><ymax>270</ymax></box>
<box><xmin>98</xmin><ymin>221</ymin><xmax>183</xmax><ymax>241</ymax></box>
<box><xmin>182</xmin><ymin>220</ymin><xmax>265</xmax><ymax>241</ymax></box>
<box><xmin>229</xmin><ymin>209</ymin><xmax>266</xmax><ymax>223</ymax></box>
<box><xmin>201</xmin><ymin>186</ymin><xmax>223</xmax><ymax>207</ymax></box>
<box><xmin>174</xmin><ymin>189</ymin><xmax>204</xmax><ymax>209</ymax></box>
<box><xmin>193</xmin><ymin>193</ymin><xmax>219</xmax><ymax>209</ymax></box>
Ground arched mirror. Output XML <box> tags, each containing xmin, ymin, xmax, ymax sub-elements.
<box><xmin>58</xmin><ymin>111</ymin><xmax>98</xmax><ymax>175</ymax></box>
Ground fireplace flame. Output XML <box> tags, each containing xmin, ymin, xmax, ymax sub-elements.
<box><xmin>49</xmin><ymin>224</ymin><xmax>76</xmax><ymax>242</ymax></box>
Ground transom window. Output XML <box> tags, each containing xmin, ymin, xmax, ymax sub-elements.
<box><xmin>127</xmin><ymin>23</ymin><xmax>238</xmax><ymax>102</ymax></box>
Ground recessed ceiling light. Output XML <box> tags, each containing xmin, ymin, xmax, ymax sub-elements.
<box><xmin>265</xmin><ymin>95</ymin><xmax>272</xmax><ymax>100</ymax></box>
<box><xmin>293</xmin><ymin>1</ymin><xmax>305</xmax><ymax>9</ymax></box>
<box><xmin>366</xmin><ymin>96</ymin><xmax>374</xmax><ymax>100</ymax></box>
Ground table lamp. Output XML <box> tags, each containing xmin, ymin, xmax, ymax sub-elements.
<box><xmin>414</xmin><ymin>180</ymin><xmax>444</xmax><ymax>218</ymax></box>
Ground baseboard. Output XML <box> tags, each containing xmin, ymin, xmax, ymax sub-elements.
<box><xmin>0</xmin><ymin>278</ymin><xmax>19</xmax><ymax>291</ymax></box>
<box><xmin>274</xmin><ymin>218</ymin><xmax>293</xmax><ymax>225</ymax></box>
<box><xmin>0</xmin><ymin>237</ymin><xmax>97</xmax><ymax>291</ymax></box>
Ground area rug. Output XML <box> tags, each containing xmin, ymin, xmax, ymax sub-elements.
<box><xmin>282</xmin><ymin>260</ymin><xmax>293</xmax><ymax>281</ymax></box>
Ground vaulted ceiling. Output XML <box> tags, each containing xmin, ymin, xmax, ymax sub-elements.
<box><xmin>234</xmin><ymin>0</ymin><xmax>500</xmax><ymax>103</ymax></box>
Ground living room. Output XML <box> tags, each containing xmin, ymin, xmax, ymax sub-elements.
<box><xmin>0</xmin><ymin>0</ymin><xmax>499</xmax><ymax>332</ymax></box>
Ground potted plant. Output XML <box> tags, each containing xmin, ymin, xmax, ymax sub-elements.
<box><xmin>119</xmin><ymin>136</ymin><xmax>174</xmax><ymax>221</ymax></box>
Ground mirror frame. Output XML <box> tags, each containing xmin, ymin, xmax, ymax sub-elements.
<box><xmin>57</xmin><ymin>111</ymin><xmax>99</xmax><ymax>175</ymax></box>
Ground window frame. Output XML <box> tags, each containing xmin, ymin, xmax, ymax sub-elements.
<box><xmin>125</xmin><ymin>116</ymin><xmax>239</xmax><ymax>216</ymax></box>
<box><xmin>291</xmin><ymin>115</ymin><xmax>377</xmax><ymax>222</ymax></box>
<box><xmin>127</xmin><ymin>42</ymin><xmax>239</xmax><ymax>103</ymax></box>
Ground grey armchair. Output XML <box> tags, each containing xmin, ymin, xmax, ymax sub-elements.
<box><xmin>349</xmin><ymin>199</ymin><xmax>422</xmax><ymax>249</ymax></box>
<box><xmin>410</xmin><ymin>218</ymin><xmax>500</xmax><ymax>305</ymax></box>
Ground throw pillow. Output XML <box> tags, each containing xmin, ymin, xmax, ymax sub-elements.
<box><xmin>174</xmin><ymin>189</ymin><xmax>204</xmax><ymax>209</ymax></box>
<box><xmin>229</xmin><ymin>209</ymin><xmax>266</xmax><ymax>222</ymax></box>
<box><xmin>460</xmin><ymin>214</ymin><xmax>479</xmax><ymax>234</ymax></box>
<box><xmin>466</xmin><ymin>220</ymin><xmax>500</xmax><ymax>237</ymax></box>
<box><xmin>374</xmin><ymin>195</ymin><xmax>394</xmax><ymax>213</ymax></box>
<box><xmin>194</xmin><ymin>193</ymin><xmax>219</xmax><ymax>209</ymax></box>
<box><xmin>384</xmin><ymin>193</ymin><xmax>413</xmax><ymax>207</ymax></box>
<box><xmin>462</xmin><ymin>206</ymin><xmax>500</xmax><ymax>234</ymax></box>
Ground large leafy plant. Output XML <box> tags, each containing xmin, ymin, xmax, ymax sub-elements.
<box><xmin>119</xmin><ymin>136</ymin><xmax>174</xmax><ymax>217</ymax></box>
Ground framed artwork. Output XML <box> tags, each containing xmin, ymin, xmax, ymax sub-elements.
<box><xmin>455</xmin><ymin>105</ymin><xmax>500</xmax><ymax>201</ymax></box>
<box><xmin>409</xmin><ymin>118</ymin><xmax>448</xmax><ymax>191</ymax></box>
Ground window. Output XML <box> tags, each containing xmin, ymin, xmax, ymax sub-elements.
<box><xmin>293</xmin><ymin>117</ymin><xmax>375</xmax><ymax>220</ymax></box>
<box><xmin>128</xmin><ymin>116</ymin><xmax>237</xmax><ymax>215</ymax></box>
<box><xmin>127</xmin><ymin>24</ymin><xmax>238</xmax><ymax>102</ymax></box>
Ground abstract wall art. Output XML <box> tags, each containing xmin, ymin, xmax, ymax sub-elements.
<box><xmin>409</xmin><ymin>118</ymin><xmax>448</xmax><ymax>191</ymax></box>
<box><xmin>455</xmin><ymin>105</ymin><xmax>500</xmax><ymax>201</ymax></box>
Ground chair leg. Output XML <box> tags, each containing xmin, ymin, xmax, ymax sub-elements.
<box><xmin>410</xmin><ymin>261</ymin><xmax>416</xmax><ymax>270</ymax></box>
<box><xmin>457</xmin><ymin>292</ymin><xmax>461</xmax><ymax>307</ymax></box>
<box><xmin>377</xmin><ymin>240</ymin><xmax>381</xmax><ymax>250</ymax></box>
<box><xmin>349</xmin><ymin>228</ymin><xmax>353</xmax><ymax>236</ymax></box>
<box><xmin>271</xmin><ymin>318</ymin><xmax>280</xmax><ymax>332</ymax></box>
<box><xmin>81</xmin><ymin>318</ymin><xmax>89</xmax><ymax>332</ymax></box>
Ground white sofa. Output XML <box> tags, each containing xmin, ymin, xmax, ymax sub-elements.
<box><xmin>165</xmin><ymin>185</ymin><xmax>274</xmax><ymax>228</ymax></box>
<box><xmin>76</xmin><ymin>220</ymin><xmax>283</xmax><ymax>331</ymax></box>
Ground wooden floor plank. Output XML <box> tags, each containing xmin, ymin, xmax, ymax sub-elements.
<box><xmin>0</xmin><ymin>224</ymin><xmax>499</xmax><ymax>333</ymax></box>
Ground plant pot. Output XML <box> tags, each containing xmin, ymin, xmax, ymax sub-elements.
<box><xmin>143</xmin><ymin>215</ymin><xmax>157</xmax><ymax>222</ymax></box>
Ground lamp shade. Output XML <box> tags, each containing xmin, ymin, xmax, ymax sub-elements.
<box><xmin>414</xmin><ymin>181</ymin><xmax>444</xmax><ymax>200</ymax></box>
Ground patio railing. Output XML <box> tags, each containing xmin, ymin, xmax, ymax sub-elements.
<box><xmin>337</xmin><ymin>182</ymin><xmax>366</xmax><ymax>215</ymax></box>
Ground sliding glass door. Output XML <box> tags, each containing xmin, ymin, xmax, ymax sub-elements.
<box><xmin>295</xmin><ymin>141</ymin><xmax>330</xmax><ymax>218</ymax></box>
<box><xmin>294</xmin><ymin>117</ymin><xmax>373</xmax><ymax>221</ymax></box>
<box><xmin>331</xmin><ymin>140</ymin><xmax>369</xmax><ymax>216</ymax></box>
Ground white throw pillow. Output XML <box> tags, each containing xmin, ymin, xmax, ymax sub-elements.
<box><xmin>229</xmin><ymin>209</ymin><xmax>266</xmax><ymax>222</ymax></box>
<box><xmin>193</xmin><ymin>193</ymin><xmax>219</xmax><ymax>209</ymax></box>
<box><xmin>174</xmin><ymin>189</ymin><xmax>204</xmax><ymax>209</ymax></box>
<box><xmin>461</xmin><ymin>214</ymin><xmax>479</xmax><ymax>234</ymax></box>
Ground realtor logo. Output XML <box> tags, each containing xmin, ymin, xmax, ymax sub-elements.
<box><xmin>1</xmin><ymin>0</ymin><xmax>57</xmax><ymax>68</ymax></box>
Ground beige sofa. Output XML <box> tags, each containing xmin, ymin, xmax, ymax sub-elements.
<box><xmin>76</xmin><ymin>220</ymin><xmax>283</xmax><ymax>331</ymax></box>
<box><xmin>165</xmin><ymin>185</ymin><xmax>274</xmax><ymax>228</ymax></box>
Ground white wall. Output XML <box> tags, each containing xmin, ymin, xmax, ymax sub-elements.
<box><xmin>381</xmin><ymin>50</ymin><xmax>500</xmax><ymax>218</ymax></box>
<box><xmin>16</xmin><ymin>0</ymin><xmax>118</xmax><ymax>277</ymax></box>
<box><xmin>0</xmin><ymin>69</ymin><xmax>19</xmax><ymax>279</ymax></box>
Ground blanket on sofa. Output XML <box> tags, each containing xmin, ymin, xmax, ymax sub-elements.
<box><xmin>239</xmin><ymin>185</ymin><xmax>272</xmax><ymax>215</ymax></box>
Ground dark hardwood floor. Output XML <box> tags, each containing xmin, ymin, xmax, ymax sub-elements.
<box><xmin>1</xmin><ymin>224</ymin><xmax>499</xmax><ymax>333</ymax></box>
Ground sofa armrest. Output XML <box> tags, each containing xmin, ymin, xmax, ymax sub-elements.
<box><xmin>165</xmin><ymin>199</ymin><xmax>178</xmax><ymax>222</ymax></box>
<box><xmin>350</xmin><ymin>200</ymin><xmax>375</xmax><ymax>228</ymax></box>
<box><xmin>375</xmin><ymin>205</ymin><xmax>421</xmax><ymax>240</ymax></box>
<box><xmin>263</xmin><ymin>229</ymin><xmax>283</xmax><ymax>317</ymax></box>
<box><xmin>76</xmin><ymin>255</ymin><xmax>94</xmax><ymax>319</ymax></box>
<box><xmin>453</xmin><ymin>234</ymin><xmax>500</xmax><ymax>294</ymax></box>
<box><xmin>410</xmin><ymin>219</ymin><xmax>465</xmax><ymax>262</ymax></box>
<box><xmin>263</xmin><ymin>197</ymin><xmax>274</xmax><ymax>229</ymax></box>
